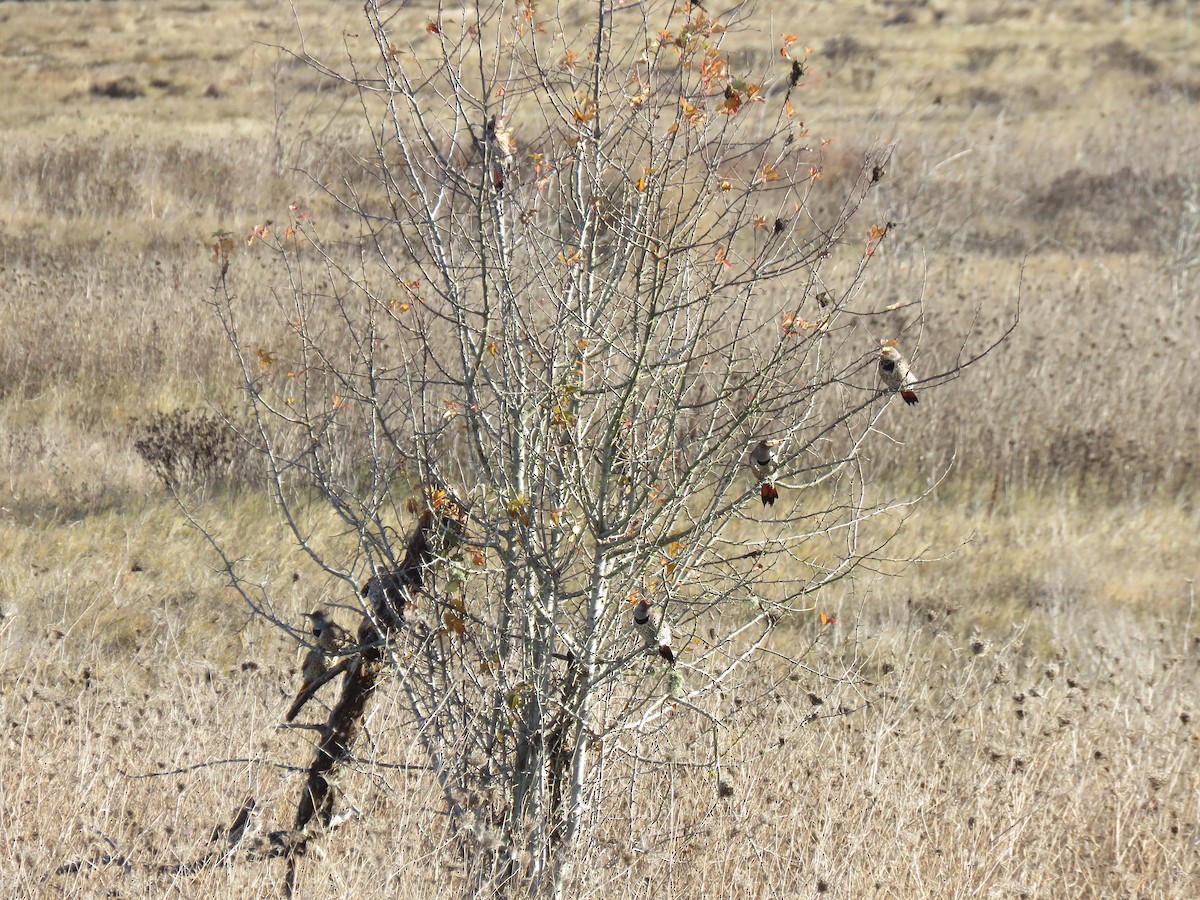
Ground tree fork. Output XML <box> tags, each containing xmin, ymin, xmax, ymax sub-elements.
<box><xmin>284</xmin><ymin>499</ymin><xmax>467</xmax><ymax>896</ymax></box>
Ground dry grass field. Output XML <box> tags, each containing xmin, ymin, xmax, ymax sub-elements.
<box><xmin>2</xmin><ymin>0</ymin><xmax>1199</xmax><ymax>896</ymax></box>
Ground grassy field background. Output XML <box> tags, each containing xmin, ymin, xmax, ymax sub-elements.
<box><xmin>1</xmin><ymin>0</ymin><xmax>1198</xmax><ymax>896</ymax></box>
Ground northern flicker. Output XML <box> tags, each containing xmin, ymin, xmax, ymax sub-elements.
<box><xmin>878</xmin><ymin>342</ymin><xmax>919</xmax><ymax>405</ymax></box>
<box><xmin>286</xmin><ymin>610</ymin><xmax>349</xmax><ymax>722</ymax></box>
<box><xmin>483</xmin><ymin>115</ymin><xmax>516</xmax><ymax>191</ymax></box>
<box><xmin>632</xmin><ymin>597</ymin><xmax>675</xmax><ymax>665</ymax></box>
<box><xmin>750</xmin><ymin>440</ymin><xmax>779</xmax><ymax>506</ymax></box>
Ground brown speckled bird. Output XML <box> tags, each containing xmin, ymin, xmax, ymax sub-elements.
<box><xmin>750</xmin><ymin>440</ymin><xmax>779</xmax><ymax>506</ymax></box>
<box><xmin>287</xmin><ymin>610</ymin><xmax>349</xmax><ymax>721</ymax></box>
<box><xmin>632</xmin><ymin>597</ymin><xmax>675</xmax><ymax>666</ymax></box>
<box><xmin>878</xmin><ymin>342</ymin><xmax>919</xmax><ymax>405</ymax></box>
<box><xmin>484</xmin><ymin>115</ymin><xmax>517</xmax><ymax>190</ymax></box>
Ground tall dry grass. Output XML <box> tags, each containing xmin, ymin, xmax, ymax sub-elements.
<box><xmin>1</xmin><ymin>0</ymin><xmax>1198</xmax><ymax>896</ymax></box>
<box><xmin>2</xmin><ymin>496</ymin><xmax>1196</xmax><ymax>896</ymax></box>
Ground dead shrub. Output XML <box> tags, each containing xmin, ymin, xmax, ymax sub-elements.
<box><xmin>1045</xmin><ymin>425</ymin><xmax>1131</xmax><ymax>478</ymax></box>
<box><xmin>90</xmin><ymin>76</ymin><xmax>145</xmax><ymax>100</ymax></box>
<box><xmin>1097</xmin><ymin>39</ymin><xmax>1160</xmax><ymax>77</ymax></box>
<box><xmin>963</xmin><ymin>46</ymin><xmax>1003</xmax><ymax>73</ymax></box>
<box><xmin>821</xmin><ymin>35</ymin><xmax>868</xmax><ymax>69</ymax></box>
<box><xmin>962</xmin><ymin>86</ymin><xmax>1006</xmax><ymax>108</ymax></box>
<box><xmin>1148</xmin><ymin>78</ymin><xmax>1200</xmax><ymax>103</ymax></box>
<box><xmin>1025</xmin><ymin>166</ymin><xmax>1178</xmax><ymax>252</ymax></box>
<box><xmin>132</xmin><ymin>409</ymin><xmax>240</xmax><ymax>489</ymax></box>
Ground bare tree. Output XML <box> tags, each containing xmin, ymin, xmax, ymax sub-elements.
<box><xmin>204</xmin><ymin>0</ymin><xmax>1006</xmax><ymax>894</ymax></box>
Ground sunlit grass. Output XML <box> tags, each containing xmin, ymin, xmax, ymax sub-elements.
<box><xmin>2</xmin><ymin>0</ymin><xmax>1199</xmax><ymax>895</ymax></box>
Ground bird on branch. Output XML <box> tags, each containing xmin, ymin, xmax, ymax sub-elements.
<box><xmin>749</xmin><ymin>439</ymin><xmax>780</xmax><ymax>506</ymax></box>
<box><xmin>632</xmin><ymin>596</ymin><xmax>675</xmax><ymax>665</ymax></box>
<box><xmin>483</xmin><ymin>115</ymin><xmax>517</xmax><ymax>191</ymax></box>
<box><xmin>878</xmin><ymin>341</ymin><xmax>919</xmax><ymax>405</ymax></box>
<box><xmin>286</xmin><ymin>610</ymin><xmax>350</xmax><ymax>722</ymax></box>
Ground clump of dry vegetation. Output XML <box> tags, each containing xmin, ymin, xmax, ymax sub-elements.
<box><xmin>4</xmin><ymin>497</ymin><xmax>1196</xmax><ymax>896</ymax></box>
<box><xmin>0</xmin><ymin>0</ymin><xmax>1197</xmax><ymax>896</ymax></box>
<box><xmin>131</xmin><ymin>408</ymin><xmax>241</xmax><ymax>489</ymax></box>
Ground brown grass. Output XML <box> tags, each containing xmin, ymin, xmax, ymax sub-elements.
<box><xmin>3</xmin><ymin>495</ymin><xmax>1196</xmax><ymax>896</ymax></box>
<box><xmin>2</xmin><ymin>0</ymin><xmax>1199</xmax><ymax>896</ymax></box>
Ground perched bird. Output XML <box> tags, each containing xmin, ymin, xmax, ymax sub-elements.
<box><xmin>750</xmin><ymin>439</ymin><xmax>779</xmax><ymax>506</ymax></box>
<box><xmin>287</xmin><ymin>610</ymin><xmax>349</xmax><ymax>722</ymax></box>
<box><xmin>878</xmin><ymin>342</ymin><xmax>919</xmax><ymax>405</ymax></box>
<box><xmin>632</xmin><ymin>597</ymin><xmax>675</xmax><ymax>666</ymax></box>
<box><xmin>788</xmin><ymin>58</ymin><xmax>805</xmax><ymax>87</ymax></box>
<box><xmin>300</xmin><ymin>611</ymin><xmax>339</xmax><ymax>683</ymax></box>
<box><xmin>632</xmin><ymin>596</ymin><xmax>655</xmax><ymax>643</ymax></box>
<box><xmin>483</xmin><ymin>115</ymin><xmax>517</xmax><ymax>191</ymax></box>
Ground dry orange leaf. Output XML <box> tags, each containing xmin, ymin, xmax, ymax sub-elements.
<box><xmin>443</xmin><ymin>611</ymin><xmax>466</xmax><ymax>636</ymax></box>
<box><xmin>573</xmin><ymin>99</ymin><xmax>598</xmax><ymax>123</ymax></box>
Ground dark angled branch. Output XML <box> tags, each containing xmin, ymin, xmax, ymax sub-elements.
<box><xmin>284</xmin><ymin>500</ymin><xmax>467</xmax><ymax>897</ymax></box>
